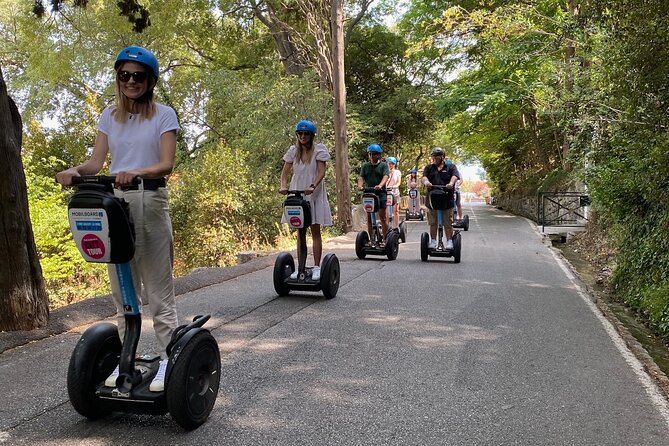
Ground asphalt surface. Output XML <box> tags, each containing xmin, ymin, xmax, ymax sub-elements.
<box><xmin>1</xmin><ymin>202</ymin><xmax>669</xmax><ymax>445</ymax></box>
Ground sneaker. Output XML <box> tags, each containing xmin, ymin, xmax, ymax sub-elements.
<box><xmin>149</xmin><ymin>359</ymin><xmax>168</xmax><ymax>392</ymax></box>
<box><xmin>428</xmin><ymin>239</ymin><xmax>437</xmax><ymax>249</ymax></box>
<box><xmin>311</xmin><ymin>266</ymin><xmax>321</xmax><ymax>281</ymax></box>
<box><xmin>104</xmin><ymin>365</ymin><xmax>120</xmax><ymax>387</ymax></box>
<box><xmin>290</xmin><ymin>270</ymin><xmax>298</xmax><ymax>280</ymax></box>
<box><xmin>446</xmin><ymin>239</ymin><xmax>454</xmax><ymax>250</ymax></box>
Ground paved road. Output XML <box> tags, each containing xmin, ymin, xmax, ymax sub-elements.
<box><xmin>1</xmin><ymin>202</ymin><xmax>669</xmax><ymax>445</ymax></box>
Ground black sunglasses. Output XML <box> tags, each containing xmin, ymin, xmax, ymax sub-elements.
<box><xmin>117</xmin><ymin>70</ymin><xmax>149</xmax><ymax>83</ymax></box>
<box><xmin>296</xmin><ymin>131</ymin><xmax>312</xmax><ymax>136</ymax></box>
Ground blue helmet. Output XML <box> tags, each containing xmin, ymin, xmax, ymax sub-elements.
<box><xmin>295</xmin><ymin>120</ymin><xmax>316</xmax><ymax>134</ymax></box>
<box><xmin>386</xmin><ymin>156</ymin><xmax>397</xmax><ymax>165</ymax></box>
<box><xmin>367</xmin><ymin>144</ymin><xmax>382</xmax><ymax>153</ymax></box>
<box><xmin>115</xmin><ymin>46</ymin><xmax>159</xmax><ymax>79</ymax></box>
<box><xmin>409</xmin><ymin>169</ymin><xmax>417</xmax><ymax>173</ymax></box>
<box><xmin>446</xmin><ymin>159</ymin><xmax>453</xmax><ymax>165</ymax></box>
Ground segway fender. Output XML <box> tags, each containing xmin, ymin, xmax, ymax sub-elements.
<box><xmin>165</xmin><ymin>326</ymin><xmax>209</xmax><ymax>386</ymax></box>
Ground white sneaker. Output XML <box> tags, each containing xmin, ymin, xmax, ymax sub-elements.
<box><xmin>104</xmin><ymin>365</ymin><xmax>120</xmax><ymax>387</ymax></box>
<box><xmin>428</xmin><ymin>239</ymin><xmax>437</xmax><ymax>249</ymax></box>
<box><xmin>149</xmin><ymin>359</ymin><xmax>168</xmax><ymax>392</ymax></box>
<box><xmin>446</xmin><ymin>240</ymin><xmax>454</xmax><ymax>250</ymax></box>
<box><xmin>311</xmin><ymin>266</ymin><xmax>321</xmax><ymax>281</ymax></box>
<box><xmin>289</xmin><ymin>270</ymin><xmax>298</xmax><ymax>280</ymax></box>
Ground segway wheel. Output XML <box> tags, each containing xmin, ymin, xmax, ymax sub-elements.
<box><xmin>420</xmin><ymin>209</ymin><xmax>425</xmax><ymax>221</ymax></box>
<box><xmin>386</xmin><ymin>232</ymin><xmax>399</xmax><ymax>260</ymax></box>
<box><xmin>399</xmin><ymin>221</ymin><xmax>407</xmax><ymax>243</ymax></box>
<box><xmin>67</xmin><ymin>322</ymin><xmax>121</xmax><ymax>419</ymax></box>
<box><xmin>355</xmin><ymin>231</ymin><xmax>369</xmax><ymax>259</ymax></box>
<box><xmin>320</xmin><ymin>253</ymin><xmax>340</xmax><ymax>299</ymax></box>
<box><xmin>420</xmin><ymin>232</ymin><xmax>429</xmax><ymax>262</ymax></box>
<box><xmin>463</xmin><ymin>215</ymin><xmax>470</xmax><ymax>231</ymax></box>
<box><xmin>453</xmin><ymin>232</ymin><xmax>462</xmax><ymax>263</ymax></box>
<box><xmin>167</xmin><ymin>330</ymin><xmax>221</xmax><ymax>431</ymax></box>
<box><xmin>273</xmin><ymin>252</ymin><xmax>294</xmax><ymax>296</ymax></box>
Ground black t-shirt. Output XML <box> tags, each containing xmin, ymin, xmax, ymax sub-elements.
<box><xmin>422</xmin><ymin>163</ymin><xmax>460</xmax><ymax>186</ymax></box>
<box><xmin>423</xmin><ymin>163</ymin><xmax>460</xmax><ymax>208</ymax></box>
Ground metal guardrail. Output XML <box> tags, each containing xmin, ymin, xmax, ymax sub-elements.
<box><xmin>538</xmin><ymin>192</ymin><xmax>590</xmax><ymax>231</ymax></box>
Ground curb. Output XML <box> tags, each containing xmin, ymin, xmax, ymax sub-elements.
<box><xmin>0</xmin><ymin>253</ymin><xmax>277</xmax><ymax>354</ymax></box>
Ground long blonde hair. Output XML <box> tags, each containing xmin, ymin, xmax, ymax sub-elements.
<box><xmin>112</xmin><ymin>75</ymin><xmax>157</xmax><ymax>123</ymax></box>
<box><xmin>295</xmin><ymin>135</ymin><xmax>315</xmax><ymax>165</ymax></box>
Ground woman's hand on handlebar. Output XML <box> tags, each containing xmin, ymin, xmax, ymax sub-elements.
<box><xmin>305</xmin><ymin>185</ymin><xmax>315</xmax><ymax>195</ymax></box>
<box><xmin>115</xmin><ymin>170</ymin><xmax>142</xmax><ymax>187</ymax></box>
<box><xmin>279</xmin><ymin>187</ymin><xmax>289</xmax><ymax>195</ymax></box>
<box><xmin>55</xmin><ymin>168</ymin><xmax>80</xmax><ymax>186</ymax></box>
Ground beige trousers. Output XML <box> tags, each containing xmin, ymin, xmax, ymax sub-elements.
<box><xmin>108</xmin><ymin>187</ymin><xmax>178</xmax><ymax>356</ymax></box>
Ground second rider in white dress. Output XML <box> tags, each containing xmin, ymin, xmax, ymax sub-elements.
<box><xmin>279</xmin><ymin>120</ymin><xmax>333</xmax><ymax>281</ymax></box>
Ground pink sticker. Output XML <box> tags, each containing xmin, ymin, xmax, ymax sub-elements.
<box><xmin>81</xmin><ymin>233</ymin><xmax>106</xmax><ymax>259</ymax></box>
<box><xmin>290</xmin><ymin>216</ymin><xmax>302</xmax><ymax>227</ymax></box>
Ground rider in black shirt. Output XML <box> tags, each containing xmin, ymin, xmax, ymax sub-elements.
<box><xmin>421</xmin><ymin>147</ymin><xmax>461</xmax><ymax>249</ymax></box>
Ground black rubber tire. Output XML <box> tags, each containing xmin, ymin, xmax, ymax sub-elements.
<box><xmin>67</xmin><ymin>322</ymin><xmax>121</xmax><ymax>419</ymax></box>
<box><xmin>420</xmin><ymin>232</ymin><xmax>429</xmax><ymax>262</ymax></box>
<box><xmin>355</xmin><ymin>231</ymin><xmax>369</xmax><ymax>259</ymax></box>
<box><xmin>167</xmin><ymin>330</ymin><xmax>221</xmax><ymax>431</ymax></box>
<box><xmin>463</xmin><ymin>215</ymin><xmax>470</xmax><ymax>231</ymax></box>
<box><xmin>399</xmin><ymin>221</ymin><xmax>407</xmax><ymax>243</ymax></box>
<box><xmin>273</xmin><ymin>252</ymin><xmax>294</xmax><ymax>296</ymax></box>
<box><xmin>453</xmin><ymin>232</ymin><xmax>462</xmax><ymax>263</ymax></box>
<box><xmin>386</xmin><ymin>232</ymin><xmax>399</xmax><ymax>260</ymax></box>
<box><xmin>420</xmin><ymin>210</ymin><xmax>425</xmax><ymax>221</ymax></box>
<box><xmin>320</xmin><ymin>253</ymin><xmax>340</xmax><ymax>299</ymax></box>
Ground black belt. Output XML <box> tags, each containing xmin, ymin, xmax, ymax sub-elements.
<box><xmin>121</xmin><ymin>178</ymin><xmax>166</xmax><ymax>191</ymax></box>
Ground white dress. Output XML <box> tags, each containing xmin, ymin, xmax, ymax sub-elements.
<box><xmin>282</xmin><ymin>143</ymin><xmax>333</xmax><ymax>226</ymax></box>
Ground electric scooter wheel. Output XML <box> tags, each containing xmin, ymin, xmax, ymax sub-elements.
<box><xmin>273</xmin><ymin>252</ymin><xmax>294</xmax><ymax>296</ymax></box>
<box><xmin>463</xmin><ymin>215</ymin><xmax>470</xmax><ymax>231</ymax></box>
<box><xmin>453</xmin><ymin>232</ymin><xmax>462</xmax><ymax>264</ymax></box>
<box><xmin>399</xmin><ymin>221</ymin><xmax>407</xmax><ymax>243</ymax></box>
<box><xmin>67</xmin><ymin>322</ymin><xmax>121</xmax><ymax>419</ymax></box>
<box><xmin>420</xmin><ymin>232</ymin><xmax>429</xmax><ymax>262</ymax></box>
<box><xmin>386</xmin><ymin>232</ymin><xmax>399</xmax><ymax>260</ymax></box>
<box><xmin>167</xmin><ymin>330</ymin><xmax>221</xmax><ymax>431</ymax></box>
<box><xmin>355</xmin><ymin>231</ymin><xmax>369</xmax><ymax>259</ymax></box>
<box><xmin>320</xmin><ymin>253</ymin><xmax>340</xmax><ymax>299</ymax></box>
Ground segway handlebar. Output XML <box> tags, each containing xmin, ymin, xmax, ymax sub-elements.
<box><xmin>72</xmin><ymin>175</ymin><xmax>141</xmax><ymax>186</ymax></box>
<box><xmin>429</xmin><ymin>184</ymin><xmax>453</xmax><ymax>190</ymax></box>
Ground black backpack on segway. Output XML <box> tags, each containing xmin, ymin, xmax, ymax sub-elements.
<box><xmin>66</xmin><ymin>176</ymin><xmax>221</xmax><ymax>430</ymax></box>
<box><xmin>273</xmin><ymin>191</ymin><xmax>340</xmax><ymax>299</ymax></box>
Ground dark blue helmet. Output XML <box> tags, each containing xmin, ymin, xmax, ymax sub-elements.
<box><xmin>115</xmin><ymin>46</ymin><xmax>159</xmax><ymax>79</ymax></box>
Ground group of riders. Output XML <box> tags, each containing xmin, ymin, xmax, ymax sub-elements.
<box><xmin>358</xmin><ymin>143</ymin><xmax>463</xmax><ymax>250</ymax></box>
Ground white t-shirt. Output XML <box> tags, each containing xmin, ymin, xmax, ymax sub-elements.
<box><xmin>387</xmin><ymin>169</ymin><xmax>402</xmax><ymax>196</ymax></box>
<box><xmin>98</xmin><ymin>103</ymin><xmax>180</xmax><ymax>173</ymax></box>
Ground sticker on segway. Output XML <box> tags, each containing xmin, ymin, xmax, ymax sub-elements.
<box><xmin>409</xmin><ymin>189</ymin><xmax>418</xmax><ymax>199</ymax></box>
<box><xmin>81</xmin><ymin>234</ymin><xmax>106</xmax><ymax>260</ymax></box>
<box><xmin>284</xmin><ymin>205</ymin><xmax>305</xmax><ymax>228</ymax></box>
<box><xmin>362</xmin><ymin>196</ymin><xmax>376</xmax><ymax>213</ymax></box>
<box><xmin>387</xmin><ymin>196</ymin><xmax>393</xmax><ymax>206</ymax></box>
<box><xmin>68</xmin><ymin>208</ymin><xmax>111</xmax><ymax>263</ymax></box>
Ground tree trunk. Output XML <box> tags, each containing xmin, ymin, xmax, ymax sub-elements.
<box><xmin>252</xmin><ymin>0</ymin><xmax>305</xmax><ymax>76</ymax></box>
<box><xmin>331</xmin><ymin>0</ymin><xmax>351</xmax><ymax>233</ymax></box>
<box><xmin>562</xmin><ymin>0</ymin><xmax>580</xmax><ymax>173</ymax></box>
<box><xmin>0</xmin><ymin>66</ymin><xmax>49</xmax><ymax>331</ymax></box>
